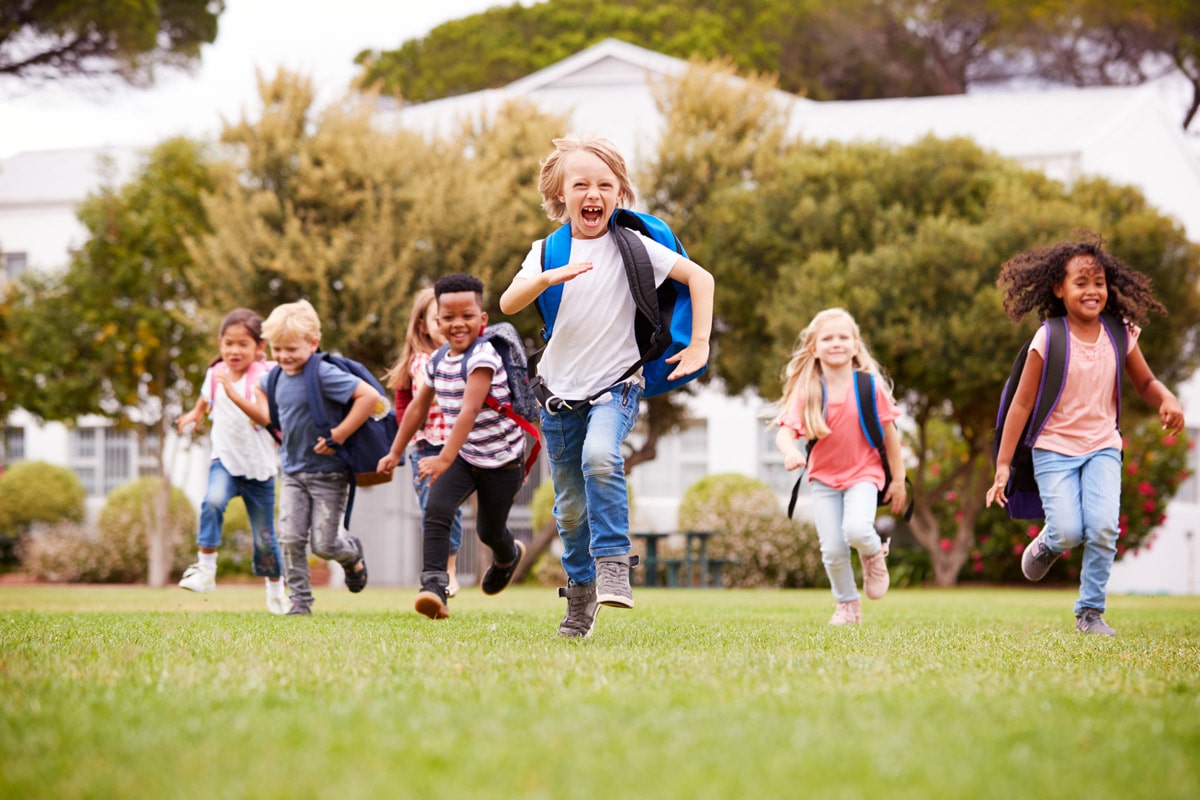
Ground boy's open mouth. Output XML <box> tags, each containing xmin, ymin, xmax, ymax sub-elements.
<box><xmin>581</xmin><ymin>205</ymin><xmax>604</xmax><ymax>225</ymax></box>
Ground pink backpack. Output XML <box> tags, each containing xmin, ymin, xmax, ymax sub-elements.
<box><xmin>207</xmin><ymin>359</ymin><xmax>275</xmax><ymax>413</ymax></box>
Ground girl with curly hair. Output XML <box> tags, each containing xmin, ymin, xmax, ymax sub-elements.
<box><xmin>987</xmin><ymin>234</ymin><xmax>1185</xmax><ymax>635</ymax></box>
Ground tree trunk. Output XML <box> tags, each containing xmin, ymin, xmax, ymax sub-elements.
<box><xmin>513</xmin><ymin>519</ymin><xmax>559</xmax><ymax>584</ymax></box>
<box><xmin>146</xmin><ymin>427</ymin><xmax>172</xmax><ymax>588</ymax></box>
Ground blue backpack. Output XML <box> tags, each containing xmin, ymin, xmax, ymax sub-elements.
<box><xmin>786</xmin><ymin>371</ymin><xmax>913</xmax><ymax>523</ymax></box>
<box><xmin>535</xmin><ymin>209</ymin><xmax>704</xmax><ymax>404</ymax></box>
<box><xmin>265</xmin><ymin>352</ymin><xmax>399</xmax><ymax>528</ymax></box>
<box><xmin>429</xmin><ymin>321</ymin><xmax>542</xmax><ymax>481</ymax></box>
<box><xmin>993</xmin><ymin>312</ymin><xmax>1127</xmax><ymax>520</ymax></box>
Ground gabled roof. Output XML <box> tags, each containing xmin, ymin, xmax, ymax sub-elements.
<box><xmin>0</xmin><ymin>146</ymin><xmax>142</xmax><ymax>206</ymax></box>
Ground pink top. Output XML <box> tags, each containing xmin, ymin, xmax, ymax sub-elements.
<box><xmin>780</xmin><ymin>378</ymin><xmax>901</xmax><ymax>491</ymax></box>
<box><xmin>1029</xmin><ymin>321</ymin><xmax>1138</xmax><ymax>456</ymax></box>
<box><xmin>410</xmin><ymin>352</ymin><xmax>450</xmax><ymax>446</ymax></box>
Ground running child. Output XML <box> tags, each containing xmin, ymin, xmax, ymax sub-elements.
<box><xmin>499</xmin><ymin>132</ymin><xmax>714</xmax><ymax>638</ymax></box>
<box><xmin>175</xmin><ymin>308</ymin><xmax>286</xmax><ymax>614</ymax></box>
<box><xmin>774</xmin><ymin>308</ymin><xmax>906</xmax><ymax>626</ymax></box>
<box><xmin>225</xmin><ymin>299</ymin><xmax>375</xmax><ymax>616</ymax></box>
<box><xmin>384</xmin><ymin>288</ymin><xmax>465</xmax><ymax>596</ymax></box>
<box><xmin>987</xmin><ymin>236</ymin><xmax>1184</xmax><ymax>636</ymax></box>
<box><xmin>378</xmin><ymin>273</ymin><xmax>527</xmax><ymax>621</ymax></box>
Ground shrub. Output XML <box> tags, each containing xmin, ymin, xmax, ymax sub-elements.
<box><xmin>16</xmin><ymin>522</ymin><xmax>97</xmax><ymax>582</ymax></box>
<box><xmin>92</xmin><ymin>477</ymin><xmax>196</xmax><ymax>583</ymax></box>
<box><xmin>0</xmin><ymin>461</ymin><xmax>87</xmax><ymax>563</ymax></box>
<box><xmin>677</xmin><ymin>473</ymin><xmax>824</xmax><ymax>588</ymax></box>
<box><xmin>528</xmin><ymin>479</ymin><xmax>565</xmax><ymax>586</ymax></box>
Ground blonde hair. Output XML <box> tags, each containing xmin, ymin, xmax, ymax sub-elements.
<box><xmin>261</xmin><ymin>299</ymin><xmax>321</xmax><ymax>348</ymax></box>
<box><xmin>775</xmin><ymin>308</ymin><xmax>893</xmax><ymax>439</ymax></box>
<box><xmin>385</xmin><ymin>287</ymin><xmax>438</xmax><ymax>391</ymax></box>
<box><xmin>538</xmin><ymin>132</ymin><xmax>635</xmax><ymax>222</ymax></box>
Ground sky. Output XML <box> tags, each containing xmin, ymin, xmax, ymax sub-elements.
<box><xmin>0</xmin><ymin>0</ymin><xmax>510</xmax><ymax>159</ymax></box>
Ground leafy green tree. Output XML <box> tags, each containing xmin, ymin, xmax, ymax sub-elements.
<box><xmin>2</xmin><ymin>137</ymin><xmax>215</xmax><ymax>586</ymax></box>
<box><xmin>189</xmin><ymin>70</ymin><xmax>564</xmax><ymax>375</ymax></box>
<box><xmin>0</xmin><ymin>0</ymin><xmax>223</xmax><ymax>85</ymax></box>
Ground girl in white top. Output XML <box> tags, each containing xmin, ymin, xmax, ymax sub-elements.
<box><xmin>176</xmin><ymin>308</ymin><xmax>286</xmax><ymax>614</ymax></box>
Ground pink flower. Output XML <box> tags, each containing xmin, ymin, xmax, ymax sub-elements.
<box><xmin>930</xmin><ymin>463</ymin><xmax>942</xmax><ymax>475</ymax></box>
<box><xmin>1126</xmin><ymin>462</ymin><xmax>1139</xmax><ymax>475</ymax></box>
<box><xmin>939</xmin><ymin>538</ymin><xmax>952</xmax><ymax>552</ymax></box>
<box><xmin>945</xmin><ymin>490</ymin><xmax>958</xmax><ymax>502</ymax></box>
<box><xmin>1143</xmin><ymin>500</ymin><xmax>1157</xmax><ymax>513</ymax></box>
<box><xmin>1138</xmin><ymin>481</ymin><xmax>1154</xmax><ymax>496</ymax></box>
<box><xmin>954</xmin><ymin>511</ymin><xmax>964</xmax><ymax>523</ymax></box>
<box><xmin>973</xmin><ymin>561</ymin><xmax>984</xmax><ymax>573</ymax></box>
<box><xmin>1014</xmin><ymin>543</ymin><xmax>1025</xmax><ymax>555</ymax></box>
<box><xmin>1027</xmin><ymin>525</ymin><xmax>1040</xmax><ymax>538</ymax></box>
<box><xmin>1163</xmin><ymin>434</ymin><xmax>1176</xmax><ymax>446</ymax></box>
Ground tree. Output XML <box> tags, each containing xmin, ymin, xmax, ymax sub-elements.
<box><xmin>356</xmin><ymin>0</ymin><xmax>1200</xmax><ymax>130</ymax></box>
<box><xmin>2</xmin><ymin>138</ymin><xmax>216</xmax><ymax>586</ymax></box>
<box><xmin>0</xmin><ymin>0</ymin><xmax>223</xmax><ymax>85</ymax></box>
<box><xmin>188</xmin><ymin>69</ymin><xmax>564</xmax><ymax>376</ymax></box>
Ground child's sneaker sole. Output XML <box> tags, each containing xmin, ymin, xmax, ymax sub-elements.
<box><xmin>178</xmin><ymin>565</ymin><xmax>216</xmax><ymax>593</ymax></box>
<box><xmin>415</xmin><ymin>591</ymin><xmax>450</xmax><ymax>620</ymax></box>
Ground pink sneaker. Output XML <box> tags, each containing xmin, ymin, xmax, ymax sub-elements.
<box><xmin>829</xmin><ymin>599</ymin><xmax>862</xmax><ymax>625</ymax></box>
<box><xmin>861</xmin><ymin>540</ymin><xmax>890</xmax><ymax>600</ymax></box>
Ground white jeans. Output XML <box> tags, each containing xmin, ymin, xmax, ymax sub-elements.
<box><xmin>810</xmin><ymin>479</ymin><xmax>883</xmax><ymax>602</ymax></box>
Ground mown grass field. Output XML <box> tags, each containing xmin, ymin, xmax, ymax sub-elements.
<box><xmin>1</xmin><ymin>585</ymin><xmax>1197</xmax><ymax>799</ymax></box>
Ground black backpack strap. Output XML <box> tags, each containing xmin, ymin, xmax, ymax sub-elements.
<box><xmin>265</xmin><ymin>365</ymin><xmax>283</xmax><ymax>441</ymax></box>
<box><xmin>786</xmin><ymin>438</ymin><xmax>818</xmax><ymax>520</ymax></box>
<box><xmin>1100</xmin><ymin>312</ymin><xmax>1128</xmax><ymax>429</ymax></box>
<box><xmin>854</xmin><ymin>371</ymin><xmax>914</xmax><ymax>523</ymax></box>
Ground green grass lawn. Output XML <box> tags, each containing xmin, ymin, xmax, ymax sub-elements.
<box><xmin>2</xmin><ymin>585</ymin><xmax>1197</xmax><ymax>799</ymax></box>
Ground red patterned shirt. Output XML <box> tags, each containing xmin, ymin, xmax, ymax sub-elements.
<box><xmin>410</xmin><ymin>352</ymin><xmax>451</xmax><ymax>446</ymax></box>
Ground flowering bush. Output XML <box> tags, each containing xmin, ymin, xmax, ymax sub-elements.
<box><xmin>677</xmin><ymin>473</ymin><xmax>825</xmax><ymax>588</ymax></box>
<box><xmin>968</xmin><ymin>420</ymin><xmax>1191</xmax><ymax>583</ymax></box>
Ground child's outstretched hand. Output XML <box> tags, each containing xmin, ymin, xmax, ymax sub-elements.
<box><xmin>175</xmin><ymin>408</ymin><xmax>201</xmax><ymax>436</ymax></box>
<box><xmin>986</xmin><ymin>467</ymin><xmax>1010</xmax><ymax>508</ymax></box>
<box><xmin>1159</xmin><ymin>397</ymin><xmax>1185</xmax><ymax>436</ymax></box>
<box><xmin>665</xmin><ymin>340</ymin><xmax>710</xmax><ymax>381</ymax></box>
<box><xmin>783</xmin><ymin>452</ymin><xmax>806</xmax><ymax>471</ymax></box>
<box><xmin>547</xmin><ymin>261</ymin><xmax>593</xmax><ymax>285</ymax></box>
<box><xmin>377</xmin><ymin>452</ymin><xmax>401</xmax><ymax>475</ymax></box>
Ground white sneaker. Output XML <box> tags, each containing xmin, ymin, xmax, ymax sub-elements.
<box><xmin>179</xmin><ymin>564</ymin><xmax>216</xmax><ymax>593</ymax></box>
<box><xmin>266</xmin><ymin>592</ymin><xmax>288</xmax><ymax>615</ymax></box>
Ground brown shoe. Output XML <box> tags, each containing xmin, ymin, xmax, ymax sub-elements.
<box><xmin>414</xmin><ymin>588</ymin><xmax>449</xmax><ymax>620</ymax></box>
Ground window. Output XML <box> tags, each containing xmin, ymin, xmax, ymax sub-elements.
<box><xmin>630</xmin><ymin>420</ymin><xmax>709</xmax><ymax>498</ymax></box>
<box><xmin>2</xmin><ymin>426</ymin><xmax>24</xmax><ymax>465</ymax></box>
<box><xmin>70</xmin><ymin>425</ymin><xmax>159</xmax><ymax>496</ymax></box>
<box><xmin>3</xmin><ymin>252</ymin><xmax>27</xmax><ymax>282</ymax></box>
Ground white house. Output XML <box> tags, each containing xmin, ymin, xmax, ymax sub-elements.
<box><xmin>3</xmin><ymin>39</ymin><xmax>1198</xmax><ymax>591</ymax></box>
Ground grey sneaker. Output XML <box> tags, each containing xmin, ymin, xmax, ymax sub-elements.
<box><xmin>1020</xmin><ymin>529</ymin><xmax>1061</xmax><ymax>581</ymax></box>
<box><xmin>557</xmin><ymin>583</ymin><xmax>599</xmax><ymax>638</ymax></box>
<box><xmin>595</xmin><ymin>555</ymin><xmax>639</xmax><ymax>608</ymax></box>
<box><xmin>286</xmin><ymin>603</ymin><xmax>311</xmax><ymax>616</ymax></box>
<box><xmin>1076</xmin><ymin>608</ymin><xmax>1116</xmax><ymax>636</ymax></box>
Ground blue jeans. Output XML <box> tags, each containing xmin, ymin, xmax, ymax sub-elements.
<box><xmin>810</xmin><ymin>479</ymin><xmax>883</xmax><ymax>602</ymax></box>
<box><xmin>1033</xmin><ymin>447</ymin><xmax>1121</xmax><ymax>614</ymax></box>
<box><xmin>411</xmin><ymin>442</ymin><xmax>463</xmax><ymax>554</ymax></box>
<box><xmin>197</xmin><ymin>459</ymin><xmax>281</xmax><ymax>578</ymax></box>
<box><xmin>541</xmin><ymin>382</ymin><xmax>642</xmax><ymax>586</ymax></box>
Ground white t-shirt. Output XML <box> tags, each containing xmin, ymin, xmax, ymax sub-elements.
<box><xmin>202</xmin><ymin>364</ymin><xmax>278</xmax><ymax>481</ymax></box>
<box><xmin>517</xmin><ymin>230</ymin><xmax>679</xmax><ymax>398</ymax></box>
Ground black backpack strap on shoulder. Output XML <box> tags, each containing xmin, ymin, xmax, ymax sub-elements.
<box><xmin>303</xmin><ymin>352</ymin><xmax>334</xmax><ymax>445</ymax></box>
<box><xmin>854</xmin><ymin>371</ymin><xmax>914</xmax><ymax>523</ymax></box>
<box><xmin>786</xmin><ymin>438</ymin><xmax>819</xmax><ymax>520</ymax></box>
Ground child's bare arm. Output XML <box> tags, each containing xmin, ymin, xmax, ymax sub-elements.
<box><xmin>664</xmin><ymin>257</ymin><xmax>714</xmax><ymax>380</ymax></box>
<box><xmin>378</xmin><ymin>383</ymin><xmax>435</xmax><ymax>473</ymax></box>
<box><xmin>220</xmin><ymin>377</ymin><xmax>271</xmax><ymax>427</ymax></box>
<box><xmin>775</xmin><ymin>425</ymin><xmax>807</xmax><ymax>471</ymax></box>
<box><xmin>1126</xmin><ymin>345</ymin><xmax>1186</xmax><ymax>434</ymax></box>
<box><xmin>881</xmin><ymin>420</ymin><xmax>908</xmax><ymax>515</ymax></box>
<box><xmin>175</xmin><ymin>396</ymin><xmax>206</xmax><ymax>434</ymax></box>
<box><xmin>418</xmin><ymin>367</ymin><xmax>493</xmax><ymax>484</ymax></box>
<box><xmin>316</xmin><ymin>381</ymin><xmax>379</xmax><ymax>454</ymax></box>
<box><xmin>986</xmin><ymin>350</ymin><xmax>1043</xmax><ymax>507</ymax></box>
<box><xmin>499</xmin><ymin>264</ymin><xmax>594</xmax><ymax>314</ymax></box>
